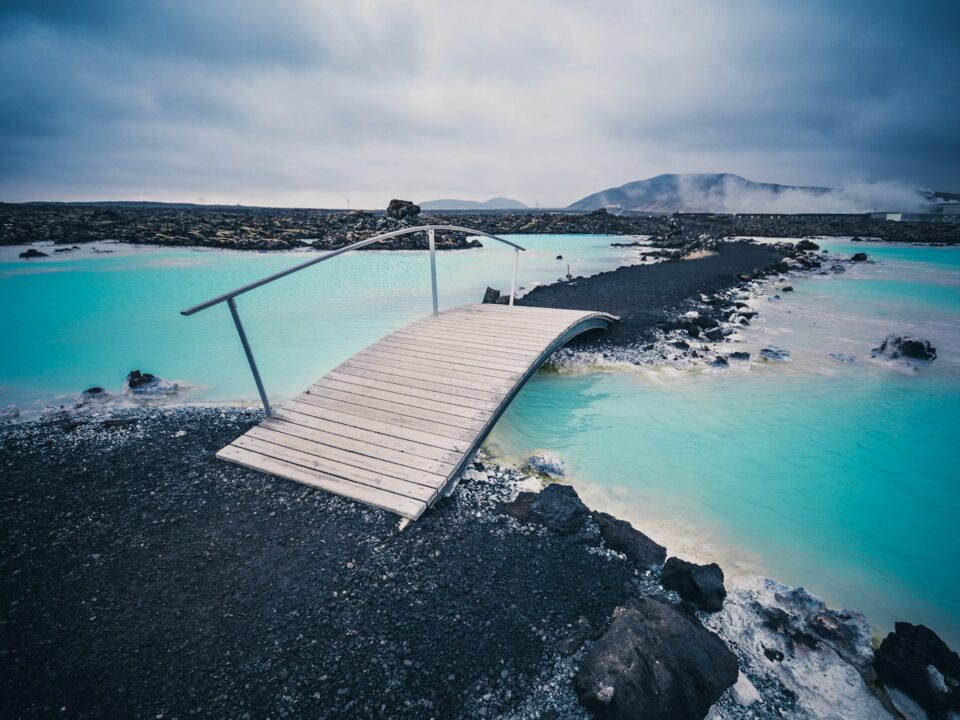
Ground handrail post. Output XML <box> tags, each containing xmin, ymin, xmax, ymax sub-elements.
<box><xmin>509</xmin><ymin>247</ymin><xmax>519</xmax><ymax>306</ymax></box>
<box><xmin>428</xmin><ymin>228</ymin><xmax>439</xmax><ymax>315</ymax></box>
<box><xmin>227</xmin><ymin>297</ymin><xmax>272</xmax><ymax>417</ymax></box>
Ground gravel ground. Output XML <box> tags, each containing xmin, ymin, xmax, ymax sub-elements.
<box><xmin>1</xmin><ymin>408</ymin><xmax>643</xmax><ymax>719</ymax></box>
<box><xmin>520</xmin><ymin>241</ymin><xmax>786</xmax><ymax>346</ymax></box>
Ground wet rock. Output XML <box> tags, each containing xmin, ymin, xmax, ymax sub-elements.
<box><xmin>0</xmin><ymin>404</ymin><xmax>20</xmax><ymax>422</ymax></box>
<box><xmin>704</xmin><ymin>577</ymin><xmax>895</xmax><ymax>720</ymax></box>
<box><xmin>125</xmin><ymin>370</ymin><xmax>179</xmax><ymax>396</ymax></box>
<box><xmin>19</xmin><ymin>248</ymin><xmax>49</xmax><ymax>258</ymax></box>
<box><xmin>574</xmin><ymin>596</ymin><xmax>738</xmax><ymax>720</ymax></box>
<box><xmin>710</xmin><ymin>356</ymin><xmax>729</xmax><ymax>368</ymax></box>
<box><xmin>525</xmin><ymin>452</ymin><xmax>565</xmax><ymax>478</ymax></box>
<box><xmin>590</xmin><ymin>511</ymin><xmax>666</xmax><ymax>569</ymax></box>
<box><xmin>829</xmin><ymin>352</ymin><xmax>856</xmax><ymax>363</ymax></box>
<box><xmin>831</xmin><ymin>264</ymin><xmax>847</xmax><ymax>273</ymax></box>
<box><xmin>851</xmin><ymin>252</ymin><xmax>868</xmax><ymax>262</ymax></box>
<box><xmin>874</xmin><ymin>622</ymin><xmax>960</xmax><ymax>720</ymax></box>
<box><xmin>796</xmin><ymin>240</ymin><xmax>820</xmax><ymax>251</ymax></box>
<box><xmin>760</xmin><ymin>346</ymin><xmax>791</xmax><ymax>362</ymax></box>
<box><xmin>673</xmin><ymin>340</ymin><xmax>690</xmax><ymax>350</ymax></box>
<box><xmin>782</xmin><ymin>285</ymin><xmax>794</xmax><ymax>292</ymax></box>
<box><xmin>728</xmin><ymin>351</ymin><xmax>750</xmax><ymax>363</ymax></box>
<box><xmin>661</xmin><ymin>557</ymin><xmax>726</xmax><ymax>612</ymax></box>
<box><xmin>80</xmin><ymin>387</ymin><xmax>113</xmax><ymax>404</ymax></box>
<box><xmin>481</xmin><ymin>287</ymin><xmax>502</xmax><ymax>304</ymax></box>
<box><xmin>872</xmin><ymin>335</ymin><xmax>937</xmax><ymax>363</ymax></box>
<box><xmin>386</xmin><ymin>199</ymin><xmax>420</xmax><ymax>220</ymax></box>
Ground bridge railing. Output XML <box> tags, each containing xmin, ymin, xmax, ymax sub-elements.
<box><xmin>181</xmin><ymin>225</ymin><xmax>526</xmax><ymax>417</ymax></box>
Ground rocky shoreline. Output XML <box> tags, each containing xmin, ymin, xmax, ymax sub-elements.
<box><xmin>4</xmin><ymin>201</ymin><xmax>958</xmax><ymax>253</ymax></box>
<box><xmin>2</xmin><ymin>408</ymin><xmax>956</xmax><ymax>719</ymax></box>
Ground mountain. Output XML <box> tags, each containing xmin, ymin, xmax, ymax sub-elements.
<box><xmin>418</xmin><ymin>196</ymin><xmax>528</xmax><ymax>210</ymax></box>
<box><xmin>567</xmin><ymin>173</ymin><xmax>834</xmax><ymax>213</ymax></box>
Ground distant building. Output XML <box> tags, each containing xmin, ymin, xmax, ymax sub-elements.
<box><xmin>604</xmin><ymin>204</ymin><xmax>624</xmax><ymax>216</ymax></box>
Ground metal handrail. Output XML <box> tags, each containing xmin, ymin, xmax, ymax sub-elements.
<box><xmin>181</xmin><ymin>224</ymin><xmax>526</xmax><ymax>416</ymax></box>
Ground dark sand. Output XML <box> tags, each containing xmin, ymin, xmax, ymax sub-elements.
<box><xmin>1</xmin><ymin>409</ymin><xmax>639</xmax><ymax>719</ymax></box>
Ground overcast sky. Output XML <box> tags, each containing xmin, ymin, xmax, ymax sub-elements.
<box><xmin>1</xmin><ymin>1</ymin><xmax>957</xmax><ymax>208</ymax></box>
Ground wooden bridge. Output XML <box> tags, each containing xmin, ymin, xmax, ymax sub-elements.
<box><xmin>183</xmin><ymin>227</ymin><xmax>615</xmax><ymax>521</ymax></box>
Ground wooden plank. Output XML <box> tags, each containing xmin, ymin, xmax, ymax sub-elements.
<box><xmin>373</xmin><ymin>338</ymin><xmax>532</xmax><ymax>372</ymax></box>
<box><xmin>430</xmin><ymin>313</ymin><xmax>577</xmax><ymax>334</ymax></box>
<box><xmin>231</xmin><ymin>435</ymin><xmax>438</xmax><ymax>501</ymax></box>
<box><xmin>324</xmin><ymin>370</ymin><xmax>502</xmax><ymax>408</ymax></box>
<box><xmin>246</xmin><ymin>426</ymin><xmax>451</xmax><ymax>485</ymax></box>
<box><xmin>355</xmin><ymin>348</ymin><xmax>521</xmax><ymax>382</ymax></box>
<box><xmin>341</xmin><ymin>356</ymin><xmax>516</xmax><ymax>393</ymax></box>
<box><xmin>218</xmin><ymin>445</ymin><xmax>427</xmax><ymax>519</ymax></box>
<box><xmin>409</xmin><ymin>321</ymin><xmax>558</xmax><ymax>345</ymax></box>
<box><xmin>313</xmin><ymin>377</ymin><xmax>496</xmax><ymax>418</ymax></box>
<box><xmin>239</xmin><ymin>429</ymin><xmax>446</xmax><ymax>490</ymax></box>
<box><xmin>388</xmin><ymin>328</ymin><xmax>547</xmax><ymax>357</ymax></box>
<box><xmin>301</xmin><ymin>387</ymin><xmax>485</xmax><ymax>432</ymax></box>
<box><xmin>268</xmin><ymin>409</ymin><xmax>465</xmax><ymax>462</ymax></box>
<box><xmin>281</xmin><ymin>400</ymin><xmax>472</xmax><ymax>452</ymax></box>
<box><xmin>288</xmin><ymin>396</ymin><xmax>478</xmax><ymax>443</ymax></box>
<box><xmin>330</xmin><ymin>364</ymin><xmax>504</xmax><ymax>402</ymax></box>
<box><xmin>259</xmin><ymin>419</ymin><xmax>457</xmax><ymax>474</ymax></box>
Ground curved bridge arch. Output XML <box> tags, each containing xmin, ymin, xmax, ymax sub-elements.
<box><xmin>218</xmin><ymin>303</ymin><xmax>616</xmax><ymax>520</ymax></box>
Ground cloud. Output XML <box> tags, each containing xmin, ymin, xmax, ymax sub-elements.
<box><xmin>0</xmin><ymin>0</ymin><xmax>958</xmax><ymax>207</ymax></box>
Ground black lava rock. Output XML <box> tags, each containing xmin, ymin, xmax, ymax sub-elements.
<box><xmin>574</xmin><ymin>596</ymin><xmax>738</xmax><ymax>720</ymax></box>
<box><xmin>19</xmin><ymin>248</ymin><xmax>49</xmax><ymax>258</ymax></box>
<box><xmin>796</xmin><ymin>239</ymin><xmax>820</xmax><ymax>251</ymax></box>
<box><xmin>591</xmin><ymin>511</ymin><xmax>666</xmax><ymax>569</ymax></box>
<box><xmin>875</xmin><ymin>622</ymin><xmax>960</xmax><ymax>720</ymax></box>
<box><xmin>126</xmin><ymin>370</ymin><xmax>159</xmax><ymax>389</ymax></box>
<box><xmin>782</xmin><ymin>286</ymin><xmax>794</xmax><ymax>292</ymax></box>
<box><xmin>499</xmin><ymin>484</ymin><xmax>595</xmax><ymax>539</ymax></box>
<box><xmin>851</xmin><ymin>252</ymin><xmax>868</xmax><ymax>262</ymax></box>
<box><xmin>872</xmin><ymin>335</ymin><xmax>937</xmax><ymax>362</ymax></box>
<box><xmin>386</xmin><ymin>199</ymin><xmax>420</xmax><ymax>220</ymax></box>
<box><xmin>661</xmin><ymin>557</ymin><xmax>727</xmax><ymax>612</ymax></box>
<box><xmin>482</xmin><ymin>287</ymin><xmax>502</xmax><ymax>304</ymax></box>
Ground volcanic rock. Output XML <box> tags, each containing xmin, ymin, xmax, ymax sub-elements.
<box><xmin>874</xmin><ymin>622</ymin><xmax>960</xmax><ymax>720</ymax></box>
<box><xmin>661</xmin><ymin>557</ymin><xmax>726</xmax><ymax>612</ymax></box>
<box><xmin>574</xmin><ymin>596</ymin><xmax>738</xmax><ymax>720</ymax></box>
<box><xmin>590</xmin><ymin>511</ymin><xmax>666</xmax><ymax>569</ymax></box>
<box><xmin>872</xmin><ymin>335</ymin><xmax>937</xmax><ymax>363</ymax></box>
<box><xmin>386</xmin><ymin>199</ymin><xmax>420</xmax><ymax>220</ymax></box>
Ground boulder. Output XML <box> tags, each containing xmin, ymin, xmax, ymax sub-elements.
<box><xmin>661</xmin><ymin>557</ymin><xmax>727</xmax><ymax>612</ymax></box>
<box><xmin>590</xmin><ymin>511</ymin><xmax>666</xmax><ymax>569</ymax></box>
<box><xmin>796</xmin><ymin>240</ymin><xmax>820</xmax><ymax>251</ymax></box>
<box><xmin>498</xmin><ymin>483</ymin><xmax>595</xmax><ymax>539</ymax></box>
<box><xmin>874</xmin><ymin>622</ymin><xmax>960</xmax><ymax>720</ymax></box>
<box><xmin>19</xmin><ymin>248</ymin><xmax>49</xmax><ymax>259</ymax></box>
<box><xmin>872</xmin><ymin>335</ymin><xmax>937</xmax><ymax>363</ymax></box>
<box><xmin>125</xmin><ymin>370</ymin><xmax>179</xmax><ymax>396</ymax></box>
<box><xmin>525</xmin><ymin>452</ymin><xmax>565</xmax><ymax>478</ymax></box>
<box><xmin>728</xmin><ymin>351</ymin><xmax>750</xmax><ymax>363</ymax></box>
<box><xmin>386</xmin><ymin>199</ymin><xmax>420</xmax><ymax>220</ymax></box>
<box><xmin>851</xmin><ymin>252</ymin><xmax>868</xmax><ymax>262</ymax></box>
<box><xmin>782</xmin><ymin>286</ymin><xmax>794</xmax><ymax>292</ymax></box>
<box><xmin>574</xmin><ymin>596</ymin><xmax>738</xmax><ymax>720</ymax></box>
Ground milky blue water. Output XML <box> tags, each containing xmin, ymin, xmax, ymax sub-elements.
<box><xmin>0</xmin><ymin>235</ymin><xmax>642</xmax><ymax>411</ymax></box>
<box><xmin>3</xmin><ymin>235</ymin><xmax>958</xmax><ymax>647</ymax></box>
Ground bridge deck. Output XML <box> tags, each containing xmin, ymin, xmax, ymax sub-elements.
<box><xmin>217</xmin><ymin>304</ymin><xmax>615</xmax><ymax>520</ymax></box>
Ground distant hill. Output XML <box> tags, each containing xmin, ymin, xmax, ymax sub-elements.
<box><xmin>568</xmin><ymin>173</ymin><xmax>836</xmax><ymax>213</ymax></box>
<box><xmin>419</xmin><ymin>196</ymin><xmax>528</xmax><ymax>210</ymax></box>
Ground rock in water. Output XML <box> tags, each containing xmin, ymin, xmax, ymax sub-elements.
<box><xmin>851</xmin><ymin>252</ymin><xmax>868</xmax><ymax>262</ymax></box>
<box><xmin>574</xmin><ymin>596</ymin><xmax>738</xmax><ymax>720</ymax></box>
<box><xmin>481</xmin><ymin>287</ymin><xmax>502</xmax><ymax>304</ymax></box>
<box><xmin>661</xmin><ymin>557</ymin><xmax>727</xmax><ymax>612</ymax></box>
<box><xmin>19</xmin><ymin>248</ymin><xmax>49</xmax><ymax>258</ymax></box>
<box><xmin>760</xmin><ymin>346</ymin><xmax>791</xmax><ymax>362</ymax></box>
<box><xmin>125</xmin><ymin>370</ymin><xmax>179</xmax><ymax>396</ymax></box>
<box><xmin>591</xmin><ymin>511</ymin><xmax>666</xmax><ymax>569</ymax></box>
<box><xmin>525</xmin><ymin>452</ymin><xmax>565</xmax><ymax>478</ymax></box>
<box><xmin>703</xmin><ymin>576</ymin><xmax>895</xmax><ymax>720</ymax></box>
<box><xmin>796</xmin><ymin>240</ymin><xmax>820</xmax><ymax>251</ymax></box>
<box><xmin>874</xmin><ymin>622</ymin><xmax>960</xmax><ymax>719</ymax></box>
<box><xmin>872</xmin><ymin>335</ymin><xmax>937</xmax><ymax>363</ymax></box>
<box><xmin>386</xmin><ymin>199</ymin><xmax>420</xmax><ymax>220</ymax></box>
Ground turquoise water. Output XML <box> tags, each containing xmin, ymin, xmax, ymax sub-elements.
<box><xmin>0</xmin><ymin>235</ymin><xmax>641</xmax><ymax>411</ymax></box>
<box><xmin>489</xmin><ymin>239</ymin><xmax>960</xmax><ymax>646</ymax></box>
<box><xmin>3</xmin><ymin>235</ymin><xmax>958</xmax><ymax>646</ymax></box>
